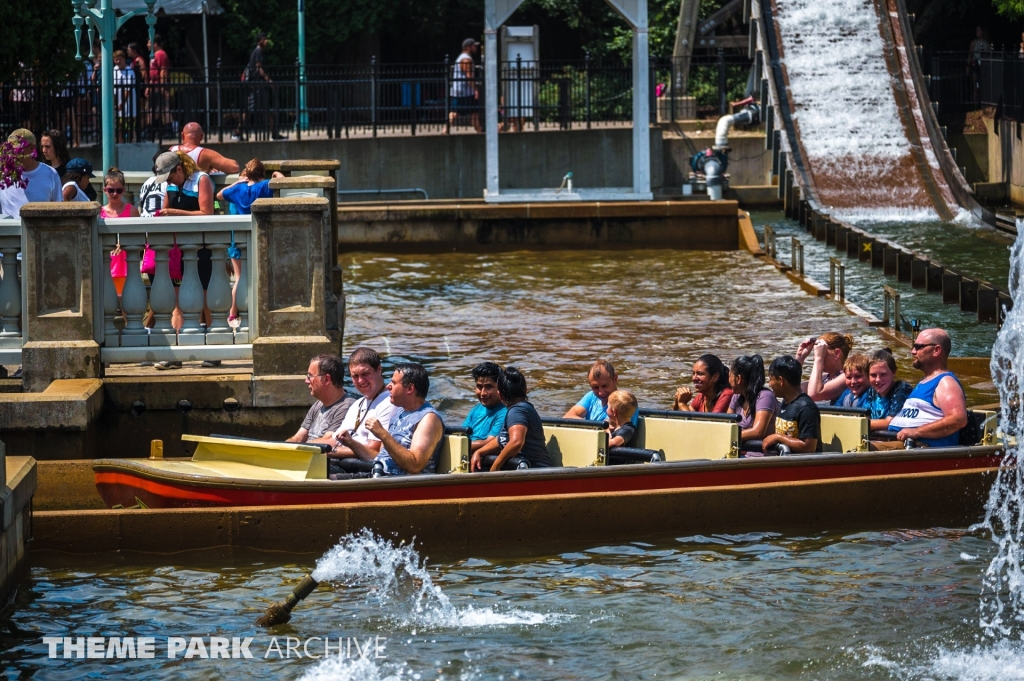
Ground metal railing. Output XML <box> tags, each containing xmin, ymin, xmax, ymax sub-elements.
<box><xmin>2</xmin><ymin>55</ymin><xmax>752</xmax><ymax>145</ymax></box>
<box><xmin>762</xmin><ymin>224</ymin><xmax>778</xmax><ymax>260</ymax></box>
<box><xmin>790</xmin><ymin>236</ymin><xmax>804</xmax><ymax>276</ymax></box>
<box><xmin>927</xmin><ymin>49</ymin><xmax>1024</xmax><ymax>120</ymax></box>
<box><xmin>828</xmin><ymin>257</ymin><xmax>845</xmax><ymax>301</ymax></box>
<box><xmin>882</xmin><ymin>285</ymin><xmax>902</xmax><ymax>332</ymax></box>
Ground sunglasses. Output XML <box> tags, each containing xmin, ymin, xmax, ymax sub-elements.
<box><xmin>105</xmin><ymin>187</ymin><xmax>124</xmax><ymax>195</ymax></box>
<box><xmin>911</xmin><ymin>342</ymin><xmax>937</xmax><ymax>351</ymax></box>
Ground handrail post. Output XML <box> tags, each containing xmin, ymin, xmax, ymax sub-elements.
<box><xmin>790</xmin><ymin>236</ymin><xmax>803</xmax><ymax>276</ymax></box>
<box><xmin>444</xmin><ymin>54</ymin><xmax>451</xmax><ymax>135</ymax></box>
<box><xmin>828</xmin><ymin>257</ymin><xmax>845</xmax><ymax>301</ymax></box>
<box><xmin>883</xmin><ymin>285</ymin><xmax>901</xmax><ymax>332</ymax></box>
<box><xmin>295</xmin><ymin>59</ymin><xmax>302</xmax><ymax>142</ymax></box>
<box><xmin>371</xmin><ymin>55</ymin><xmax>378</xmax><ymax>138</ymax></box>
<box><xmin>585</xmin><ymin>51</ymin><xmax>592</xmax><ymax>130</ymax></box>
<box><xmin>216</xmin><ymin>57</ymin><xmax>223</xmax><ymax>143</ymax></box>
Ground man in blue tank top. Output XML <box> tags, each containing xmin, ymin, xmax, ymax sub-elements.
<box><xmin>877</xmin><ymin>328</ymin><xmax>968</xmax><ymax>449</ymax></box>
<box><xmin>358</xmin><ymin>363</ymin><xmax>445</xmax><ymax>475</ymax></box>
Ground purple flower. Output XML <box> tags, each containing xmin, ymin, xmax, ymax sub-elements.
<box><xmin>0</xmin><ymin>140</ymin><xmax>33</xmax><ymax>190</ymax></box>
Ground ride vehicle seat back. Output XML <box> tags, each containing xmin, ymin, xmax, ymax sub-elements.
<box><xmin>818</xmin><ymin>406</ymin><xmax>869</xmax><ymax>453</ymax></box>
<box><xmin>961</xmin><ymin>409</ymin><xmax>999</xmax><ymax>446</ymax></box>
<box><xmin>636</xmin><ymin>410</ymin><xmax>739</xmax><ymax>460</ymax></box>
<box><xmin>541</xmin><ymin>418</ymin><xmax>608</xmax><ymax>467</ymax></box>
<box><xmin>439</xmin><ymin>426</ymin><xmax>471</xmax><ymax>473</ymax></box>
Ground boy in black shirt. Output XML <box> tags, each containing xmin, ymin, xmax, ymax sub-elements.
<box><xmin>763</xmin><ymin>355</ymin><xmax>821</xmax><ymax>454</ymax></box>
<box><xmin>606</xmin><ymin>390</ymin><xmax>638</xmax><ymax>447</ymax></box>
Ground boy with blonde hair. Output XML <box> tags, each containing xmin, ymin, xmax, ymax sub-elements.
<box><xmin>606</xmin><ymin>390</ymin><xmax>639</xmax><ymax>447</ymax></box>
<box><xmin>834</xmin><ymin>353</ymin><xmax>871</xmax><ymax>409</ymax></box>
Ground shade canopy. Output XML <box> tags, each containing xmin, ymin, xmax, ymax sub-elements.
<box><xmin>112</xmin><ymin>0</ymin><xmax>224</xmax><ymax>15</ymax></box>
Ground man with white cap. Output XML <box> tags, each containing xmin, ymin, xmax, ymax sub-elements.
<box><xmin>0</xmin><ymin>129</ymin><xmax>62</xmax><ymax>218</ymax></box>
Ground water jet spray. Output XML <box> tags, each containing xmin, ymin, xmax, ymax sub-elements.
<box><xmin>255</xmin><ymin>573</ymin><xmax>319</xmax><ymax>627</ymax></box>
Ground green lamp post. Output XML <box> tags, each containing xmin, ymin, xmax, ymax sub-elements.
<box><xmin>297</xmin><ymin>0</ymin><xmax>307</xmax><ymax>130</ymax></box>
<box><xmin>71</xmin><ymin>0</ymin><xmax>158</xmax><ymax>174</ymax></box>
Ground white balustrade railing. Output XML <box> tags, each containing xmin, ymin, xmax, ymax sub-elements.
<box><xmin>95</xmin><ymin>215</ymin><xmax>255</xmax><ymax>364</ymax></box>
<box><xmin>0</xmin><ymin>220</ymin><xmax>23</xmax><ymax>365</ymax></box>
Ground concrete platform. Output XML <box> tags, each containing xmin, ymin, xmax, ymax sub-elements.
<box><xmin>1</xmin><ymin>454</ymin><xmax>36</xmax><ymax>605</ymax></box>
<box><xmin>337</xmin><ymin>199</ymin><xmax>741</xmax><ymax>253</ymax></box>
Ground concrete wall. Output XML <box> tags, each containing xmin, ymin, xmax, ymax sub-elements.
<box><xmin>662</xmin><ymin>130</ymin><xmax>773</xmax><ymax>189</ymax></box>
<box><xmin>1</xmin><ymin>452</ymin><xmax>35</xmax><ymax>607</ymax></box>
<box><xmin>77</xmin><ymin>128</ymin><xmax>665</xmax><ymax>201</ymax></box>
<box><xmin>949</xmin><ymin>132</ymin><xmax>988</xmax><ymax>184</ymax></box>
<box><xmin>986</xmin><ymin>118</ymin><xmax>1024</xmax><ymax>204</ymax></box>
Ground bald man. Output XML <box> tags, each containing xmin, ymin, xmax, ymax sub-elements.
<box><xmin>169</xmin><ymin>122</ymin><xmax>240</xmax><ymax>174</ymax></box>
<box><xmin>874</xmin><ymin>328</ymin><xmax>968</xmax><ymax>449</ymax></box>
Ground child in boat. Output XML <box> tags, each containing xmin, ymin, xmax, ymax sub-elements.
<box><xmin>864</xmin><ymin>349</ymin><xmax>913</xmax><ymax>432</ymax></box>
<box><xmin>606</xmin><ymin>390</ymin><xmax>638</xmax><ymax>448</ymax></box>
<box><xmin>762</xmin><ymin>355</ymin><xmax>821</xmax><ymax>454</ymax></box>
<box><xmin>833</xmin><ymin>353</ymin><xmax>871</xmax><ymax>409</ymax></box>
<box><xmin>462</xmin><ymin>361</ymin><xmax>507</xmax><ymax>454</ymax></box>
<box><xmin>794</xmin><ymin>332</ymin><xmax>854</xmax><ymax>403</ymax></box>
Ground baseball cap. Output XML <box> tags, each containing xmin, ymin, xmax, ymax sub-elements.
<box><xmin>7</xmin><ymin>128</ymin><xmax>36</xmax><ymax>147</ymax></box>
<box><xmin>66</xmin><ymin>158</ymin><xmax>94</xmax><ymax>177</ymax></box>
<box><xmin>152</xmin><ymin>151</ymin><xmax>182</xmax><ymax>184</ymax></box>
<box><xmin>462</xmin><ymin>38</ymin><xmax>480</xmax><ymax>49</ymax></box>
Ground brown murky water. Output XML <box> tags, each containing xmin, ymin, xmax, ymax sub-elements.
<box><xmin>338</xmin><ymin>249</ymin><xmax>996</xmax><ymax>417</ymax></box>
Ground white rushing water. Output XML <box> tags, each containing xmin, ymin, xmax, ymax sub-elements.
<box><xmin>979</xmin><ymin>222</ymin><xmax>1024</xmax><ymax>639</ymax></box>
<box><xmin>310</xmin><ymin>530</ymin><xmax>562</xmax><ymax>630</ymax></box>
<box><xmin>773</xmin><ymin>0</ymin><xmax>941</xmax><ymax>220</ymax></box>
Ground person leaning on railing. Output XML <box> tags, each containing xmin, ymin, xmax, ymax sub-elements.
<box><xmin>154</xmin><ymin>151</ymin><xmax>214</xmax><ymax>216</ymax></box>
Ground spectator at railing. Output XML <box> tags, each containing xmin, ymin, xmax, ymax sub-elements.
<box><xmin>128</xmin><ymin>43</ymin><xmax>148</xmax><ymax>92</ymax></box>
<box><xmin>216</xmin><ymin>158</ymin><xmax>282</xmax><ymax>214</ymax></box>
<box><xmin>170</xmin><ymin>122</ymin><xmax>239</xmax><ymax>175</ymax></box>
<box><xmin>449</xmin><ymin>38</ymin><xmax>482</xmax><ymax>133</ymax></box>
<box><xmin>238</xmin><ymin>34</ymin><xmax>286</xmax><ymax>141</ymax></box>
<box><xmin>40</xmin><ymin>130</ymin><xmax>70</xmax><ymax>180</ymax></box>
<box><xmin>100</xmin><ymin>168</ymin><xmax>139</xmax><ymax>218</ymax></box>
<box><xmin>968</xmin><ymin>26</ymin><xmax>991</xmax><ymax>104</ymax></box>
<box><xmin>147</xmin><ymin>34</ymin><xmax>171</xmax><ymax>137</ymax></box>
<box><xmin>61</xmin><ymin>158</ymin><xmax>94</xmax><ymax>203</ymax></box>
<box><xmin>139</xmin><ymin>151</ymin><xmax>175</xmax><ymax>217</ymax></box>
<box><xmin>156</xmin><ymin>151</ymin><xmax>214</xmax><ymax>217</ymax></box>
<box><xmin>113</xmin><ymin>50</ymin><xmax>137</xmax><ymax>143</ymax></box>
<box><xmin>0</xmin><ymin>129</ymin><xmax>62</xmax><ymax>219</ymax></box>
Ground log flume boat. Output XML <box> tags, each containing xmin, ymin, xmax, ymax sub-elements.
<box><xmin>93</xmin><ymin>407</ymin><xmax>1005</xmax><ymax>511</ymax></box>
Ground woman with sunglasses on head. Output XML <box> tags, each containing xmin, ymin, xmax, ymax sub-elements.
<box><xmin>99</xmin><ymin>168</ymin><xmax>139</xmax><ymax>218</ymax></box>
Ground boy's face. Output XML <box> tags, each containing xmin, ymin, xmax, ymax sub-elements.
<box><xmin>768</xmin><ymin>373</ymin><xmax>785</xmax><ymax>397</ymax></box>
<box><xmin>475</xmin><ymin>377</ymin><xmax>501</xmax><ymax>408</ymax></box>
<box><xmin>606</xmin><ymin>405</ymin><xmax>620</xmax><ymax>426</ymax></box>
<box><xmin>845</xmin><ymin>368</ymin><xmax>868</xmax><ymax>395</ymax></box>
<box><xmin>868</xmin><ymin>362</ymin><xmax>894</xmax><ymax>395</ymax></box>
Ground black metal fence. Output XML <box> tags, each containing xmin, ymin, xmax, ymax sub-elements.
<box><xmin>1</xmin><ymin>55</ymin><xmax>752</xmax><ymax>145</ymax></box>
<box><xmin>928</xmin><ymin>50</ymin><xmax>1024</xmax><ymax>120</ymax></box>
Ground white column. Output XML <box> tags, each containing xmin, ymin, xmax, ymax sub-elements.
<box><xmin>119</xmin><ymin>239</ymin><xmax>150</xmax><ymax>347</ymax></box>
<box><xmin>204</xmin><ymin>234</ymin><xmax>234</xmax><ymax>344</ymax></box>
<box><xmin>234</xmin><ymin>240</ymin><xmax>249</xmax><ymax>343</ymax></box>
<box><xmin>148</xmin><ymin>239</ymin><xmax>178</xmax><ymax>345</ymax></box>
<box><xmin>632</xmin><ymin>7</ymin><xmax>652</xmax><ymax>198</ymax></box>
<box><xmin>102</xmin><ymin>243</ymin><xmax>120</xmax><ymax>347</ymax></box>
<box><xmin>0</xmin><ymin>246</ymin><xmax>22</xmax><ymax>338</ymax></box>
<box><xmin>176</xmin><ymin>235</ymin><xmax>206</xmax><ymax>346</ymax></box>
<box><xmin>485</xmin><ymin>26</ymin><xmax>500</xmax><ymax>200</ymax></box>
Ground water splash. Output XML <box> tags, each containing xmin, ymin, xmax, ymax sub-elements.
<box><xmin>297</xmin><ymin>657</ymin><xmax>481</xmax><ymax>681</ymax></box>
<box><xmin>977</xmin><ymin>222</ymin><xmax>1024</xmax><ymax>638</ymax></box>
<box><xmin>311</xmin><ymin>530</ymin><xmax>563</xmax><ymax>629</ymax></box>
<box><xmin>856</xmin><ymin>640</ymin><xmax>1024</xmax><ymax>680</ymax></box>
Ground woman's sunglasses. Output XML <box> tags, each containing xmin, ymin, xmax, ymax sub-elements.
<box><xmin>105</xmin><ymin>187</ymin><xmax>124</xmax><ymax>195</ymax></box>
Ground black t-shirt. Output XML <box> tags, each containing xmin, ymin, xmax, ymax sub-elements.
<box><xmin>245</xmin><ymin>46</ymin><xmax>265</xmax><ymax>81</ymax></box>
<box><xmin>497</xmin><ymin>401</ymin><xmax>551</xmax><ymax>468</ymax></box>
<box><xmin>775</xmin><ymin>393</ymin><xmax>822</xmax><ymax>451</ymax></box>
<box><xmin>610</xmin><ymin>423</ymin><xmax>637</xmax><ymax>448</ymax></box>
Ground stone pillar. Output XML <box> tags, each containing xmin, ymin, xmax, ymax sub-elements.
<box><xmin>269</xmin><ymin>175</ymin><xmax>343</xmax><ymax>344</ymax></box>
<box><xmin>250</xmin><ymin>197</ymin><xmax>335</xmax><ymax>376</ymax></box>
<box><xmin>19</xmin><ymin>203</ymin><xmax>101</xmax><ymax>392</ymax></box>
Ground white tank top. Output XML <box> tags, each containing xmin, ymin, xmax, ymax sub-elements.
<box><xmin>451</xmin><ymin>53</ymin><xmax>475</xmax><ymax>98</ymax></box>
<box><xmin>169</xmin><ymin>145</ymin><xmax>203</xmax><ymax>165</ymax></box>
<box><xmin>62</xmin><ymin>181</ymin><xmax>89</xmax><ymax>202</ymax></box>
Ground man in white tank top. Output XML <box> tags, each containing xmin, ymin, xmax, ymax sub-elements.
<box><xmin>448</xmin><ymin>38</ymin><xmax>482</xmax><ymax>133</ymax></box>
<box><xmin>872</xmin><ymin>328</ymin><xmax>968</xmax><ymax>449</ymax></box>
<box><xmin>169</xmin><ymin>122</ymin><xmax>240</xmax><ymax>175</ymax></box>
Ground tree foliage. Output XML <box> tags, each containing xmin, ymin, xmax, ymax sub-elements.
<box><xmin>992</xmin><ymin>0</ymin><xmax>1024</xmax><ymax>19</ymax></box>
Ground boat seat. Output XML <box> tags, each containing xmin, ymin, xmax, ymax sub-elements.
<box><xmin>608</xmin><ymin>446</ymin><xmax>663</xmax><ymax>465</ymax></box>
<box><xmin>439</xmin><ymin>426</ymin><xmax>472</xmax><ymax>473</ymax></box>
<box><xmin>478</xmin><ymin>454</ymin><xmax>529</xmax><ymax>471</ymax></box>
<box><xmin>542</xmin><ymin>418</ymin><xmax>608</xmax><ymax>467</ymax></box>
<box><xmin>184</xmin><ymin>434</ymin><xmax>327</xmax><ymax>479</ymax></box>
<box><xmin>636</xmin><ymin>410</ymin><xmax>739</xmax><ymax>460</ymax></box>
<box><xmin>819</xmin><ymin>406</ymin><xmax>869</xmax><ymax>453</ymax></box>
<box><xmin>963</xmin><ymin>409</ymin><xmax>999</xmax><ymax>446</ymax></box>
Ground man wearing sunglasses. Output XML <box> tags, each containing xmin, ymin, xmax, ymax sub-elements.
<box><xmin>287</xmin><ymin>354</ymin><xmax>355</xmax><ymax>445</ymax></box>
<box><xmin>879</xmin><ymin>328</ymin><xmax>968</xmax><ymax>449</ymax></box>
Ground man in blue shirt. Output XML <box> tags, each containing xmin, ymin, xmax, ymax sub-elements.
<box><xmin>563</xmin><ymin>360</ymin><xmax>639</xmax><ymax>425</ymax></box>
<box><xmin>462</xmin><ymin>362</ymin><xmax>507</xmax><ymax>454</ymax></box>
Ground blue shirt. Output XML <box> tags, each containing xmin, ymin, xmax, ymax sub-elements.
<box><xmin>834</xmin><ymin>388</ymin><xmax>870</xmax><ymax>410</ymax></box>
<box><xmin>221</xmin><ymin>179</ymin><xmax>272</xmax><ymax>215</ymax></box>
<box><xmin>461</xmin><ymin>403</ymin><xmax>507</xmax><ymax>441</ymax></box>
<box><xmin>866</xmin><ymin>380</ymin><xmax>913</xmax><ymax>421</ymax></box>
<box><xmin>575</xmin><ymin>391</ymin><xmax>639</xmax><ymax>425</ymax></box>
